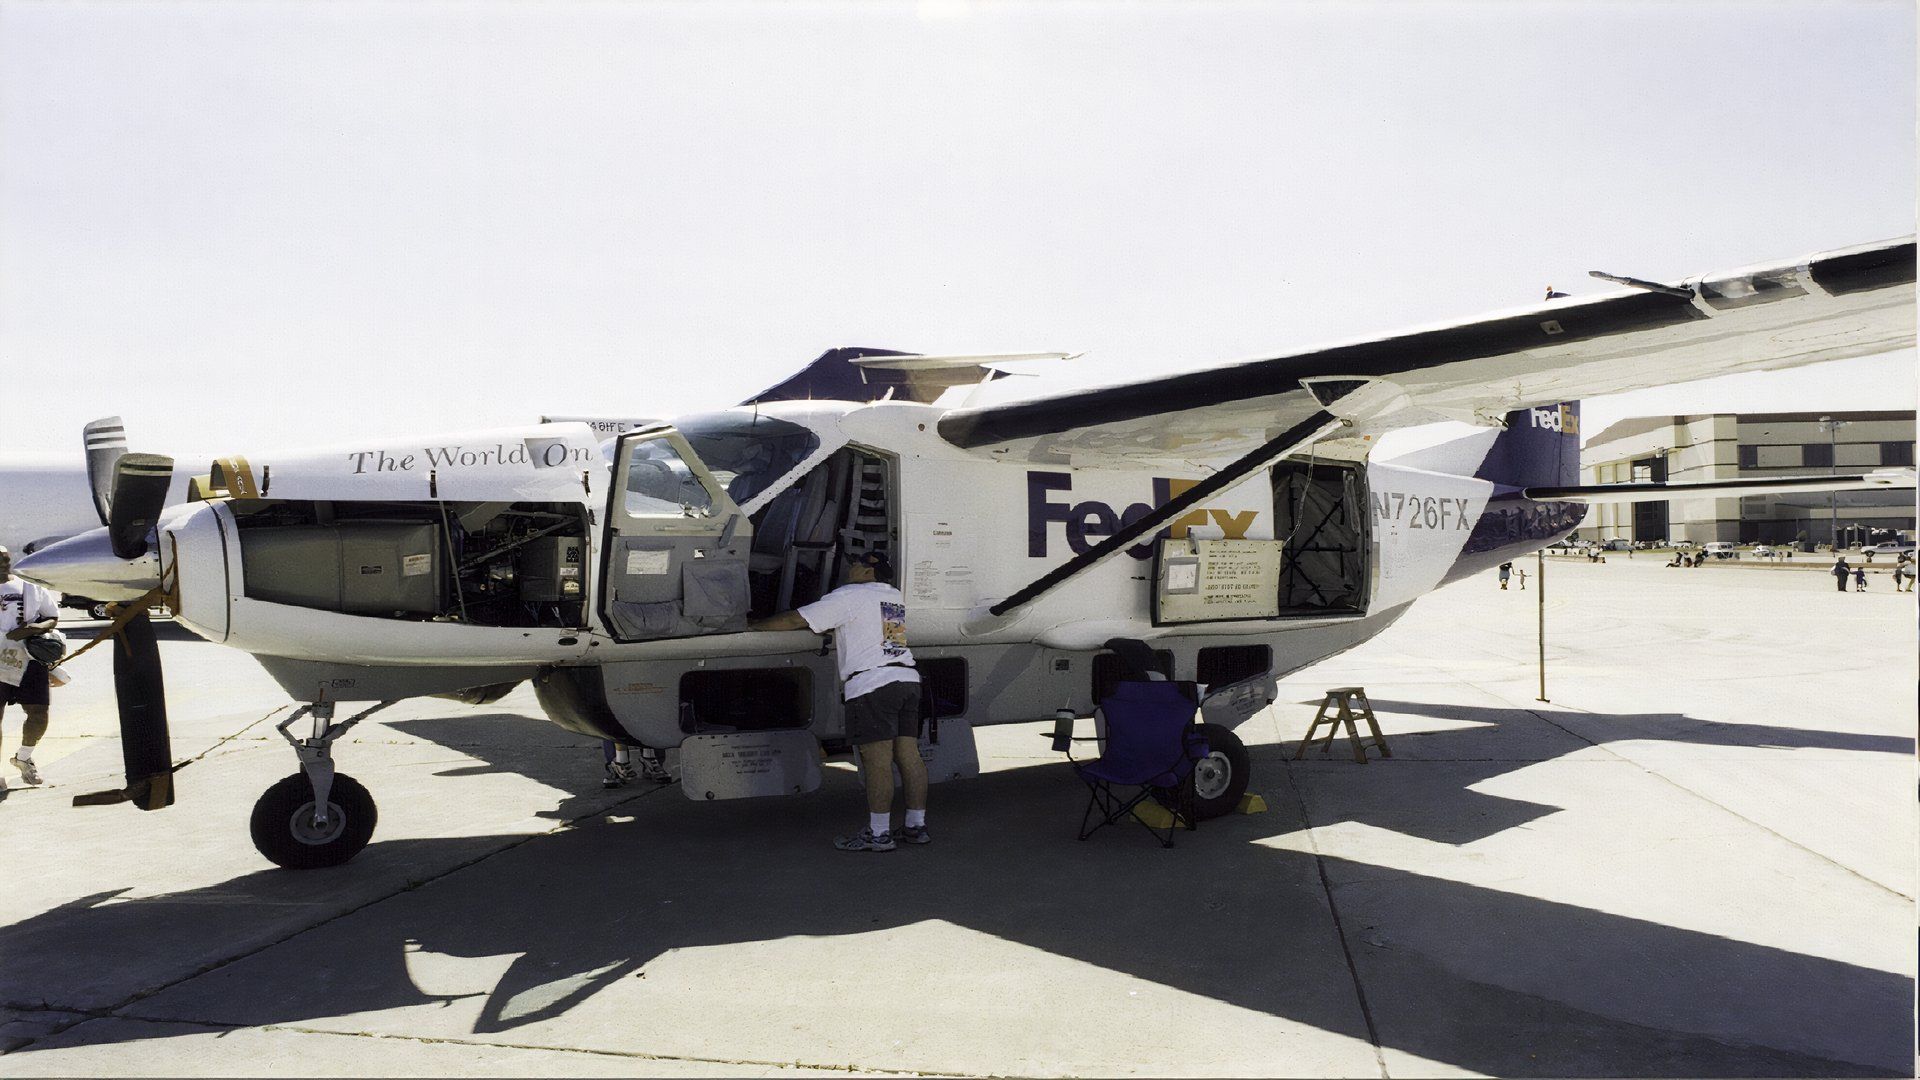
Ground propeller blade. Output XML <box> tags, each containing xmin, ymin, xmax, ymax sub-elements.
<box><xmin>82</xmin><ymin>416</ymin><xmax>129</xmax><ymax>527</ymax></box>
<box><xmin>108</xmin><ymin>610</ymin><xmax>174</xmax><ymax>810</ymax></box>
<box><xmin>105</xmin><ymin>454</ymin><xmax>174</xmax><ymax>561</ymax></box>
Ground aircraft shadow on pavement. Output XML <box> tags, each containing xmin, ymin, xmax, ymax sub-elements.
<box><xmin>1364</xmin><ymin>698</ymin><xmax>1917</xmax><ymax>757</ymax></box>
<box><xmin>2</xmin><ymin>707</ymin><xmax>1911</xmax><ymax>1077</ymax></box>
<box><xmin>382</xmin><ymin>713</ymin><xmax>639</xmax><ymax>824</ymax></box>
<box><xmin>1283</xmin><ymin>699</ymin><xmax>1917</xmax><ymax>846</ymax></box>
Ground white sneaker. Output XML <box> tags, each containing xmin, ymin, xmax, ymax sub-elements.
<box><xmin>602</xmin><ymin>760</ymin><xmax>637</xmax><ymax>788</ymax></box>
<box><xmin>10</xmin><ymin>754</ymin><xmax>41</xmax><ymax>786</ymax></box>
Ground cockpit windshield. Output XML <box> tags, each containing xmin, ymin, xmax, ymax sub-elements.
<box><xmin>676</xmin><ymin>412</ymin><xmax>821</xmax><ymax>507</ymax></box>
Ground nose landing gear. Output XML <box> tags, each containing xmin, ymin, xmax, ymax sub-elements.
<box><xmin>250</xmin><ymin>701</ymin><xmax>392</xmax><ymax>869</ymax></box>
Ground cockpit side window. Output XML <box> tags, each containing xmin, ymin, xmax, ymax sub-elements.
<box><xmin>622</xmin><ymin>437</ymin><xmax>715</xmax><ymax>518</ymax></box>
<box><xmin>676</xmin><ymin>412</ymin><xmax>821</xmax><ymax>508</ymax></box>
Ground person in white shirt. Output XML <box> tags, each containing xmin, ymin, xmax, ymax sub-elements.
<box><xmin>751</xmin><ymin>550</ymin><xmax>928</xmax><ymax>852</ymax></box>
<box><xmin>0</xmin><ymin>545</ymin><xmax>59</xmax><ymax>789</ymax></box>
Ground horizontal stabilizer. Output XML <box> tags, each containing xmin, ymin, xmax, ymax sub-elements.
<box><xmin>1523</xmin><ymin>469</ymin><xmax>1915</xmax><ymax>504</ymax></box>
<box><xmin>849</xmin><ymin>352</ymin><xmax>1074</xmax><ymax>371</ymax></box>
<box><xmin>742</xmin><ymin>347</ymin><xmax>1016</xmax><ymax>406</ymax></box>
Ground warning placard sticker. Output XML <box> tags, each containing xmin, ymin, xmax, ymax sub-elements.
<box><xmin>1155</xmin><ymin>539</ymin><xmax>1282</xmax><ymax>623</ymax></box>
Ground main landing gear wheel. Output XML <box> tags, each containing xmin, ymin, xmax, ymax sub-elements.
<box><xmin>250</xmin><ymin>772</ymin><xmax>378</xmax><ymax>869</ymax></box>
<box><xmin>1189</xmin><ymin>723</ymin><xmax>1250</xmax><ymax>820</ymax></box>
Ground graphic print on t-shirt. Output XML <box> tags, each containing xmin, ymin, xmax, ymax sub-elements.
<box><xmin>0</xmin><ymin>581</ymin><xmax>48</xmax><ymax>687</ymax></box>
<box><xmin>0</xmin><ymin>580</ymin><xmax>52</xmax><ymax>635</ymax></box>
<box><xmin>879</xmin><ymin>601</ymin><xmax>907</xmax><ymax>658</ymax></box>
<box><xmin>0</xmin><ymin>583</ymin><xmax>26</xmax><ymax>633</ymax></box>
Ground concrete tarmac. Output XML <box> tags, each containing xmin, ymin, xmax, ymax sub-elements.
<box><xmin>0</xmin><ymin>561</ymin><xmax>1912</xmax><ymax>1077</ymax></box>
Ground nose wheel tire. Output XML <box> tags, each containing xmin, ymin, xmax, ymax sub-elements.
<box><xmin>250</xmin><ymin>772</ymin><xmax>378</xmax><ymax>869</ymax></box>
<box><xmin>1188</xmin><ymin>723</ymin><xmax>1250</xmax><ymax>820</ymax></box>
<box><xmin>88</xmin><ymin>601</ymin><xmax>110</xmax><ymax>620</ymax></box>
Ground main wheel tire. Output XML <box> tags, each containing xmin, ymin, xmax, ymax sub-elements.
<box><xmin>250</xmin><ymin>772</ymin><xmax>378</xmax><ymax>869</ymax></box>
<box><xmin>1189</xmin><ymin>723</ymin><xmax>1250</xmax><ymax>820</ymax></box>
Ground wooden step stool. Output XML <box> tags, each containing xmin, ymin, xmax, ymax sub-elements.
<box><xmin>1297</xmin><ymin>687</ymin><xmax>1391</xmax><ymax>764</ymax></box>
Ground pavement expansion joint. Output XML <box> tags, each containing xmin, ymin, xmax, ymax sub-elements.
<box><xmin>0</xmin><ymin>1004</ymin><xmax>119</xmax><ymax>1057</ymax></box>
<box><xmin>242</xmin><ymin>1022</ymin><xmax>998</xmax><ymax>1077</ymax></box>
<box><xmin>1276</xmin><ymin>750</ymin><xmax>1391</xmax><ymax>1080</ymax></box>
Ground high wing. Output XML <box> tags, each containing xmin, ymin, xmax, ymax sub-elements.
<box><xmin>935</xmin><ymin>238</ymin><xmax>1915</xmax><ymax>467</ymax></box>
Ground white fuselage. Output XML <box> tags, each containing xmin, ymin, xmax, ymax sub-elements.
<box><xmin>124</xmin><ymin>402</ymin><xmax>1539</xmax><ymax>750</ymax></box>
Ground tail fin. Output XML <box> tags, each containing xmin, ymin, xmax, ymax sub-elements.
<box><xmin>1474</xmin><ymin>402</ymin><xmax>1580</xmax><ymax>489</ymax></box>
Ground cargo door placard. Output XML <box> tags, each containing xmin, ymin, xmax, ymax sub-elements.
<box><xmin>1154</xmin><ymin>539</ymin><xmax>1283</xmax><ymax>623</ymax></box>
<box><xmin>679</xmin><ymin>730</ymin><xmax>822</xmax><ymax>802</ymax></box>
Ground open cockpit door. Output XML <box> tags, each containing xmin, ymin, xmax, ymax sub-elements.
<box><xmin>600</xmin><ymin>428</ymin><xmax>753</xmax><ymax>641</ymax></box>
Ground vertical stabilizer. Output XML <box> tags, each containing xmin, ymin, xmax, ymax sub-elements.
<box><xmin>1474</xmin><ymin>402</ymin><xmax>1580</xmax><ymax>489</ymax></box>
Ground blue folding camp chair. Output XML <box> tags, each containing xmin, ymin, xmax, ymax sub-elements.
<box><xmin>1071</xmin><ymin>680</ymin><xmax>1210</xmax><ymax>847</ymax></box>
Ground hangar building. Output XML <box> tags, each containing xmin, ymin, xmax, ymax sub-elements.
<box><xmin>1577</xmin><ymin>410</ymin><xmax>1916</xmax><ymax>546</ymax></box>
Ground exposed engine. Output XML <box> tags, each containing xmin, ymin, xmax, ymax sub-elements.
<box><xmin>230</xmin><ymin>499</ymin><xmax>588</xmax><ymax>628</ymax></box>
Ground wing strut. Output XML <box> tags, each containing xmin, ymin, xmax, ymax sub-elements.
<box><xmin>986</xmin><ymin>411</ymin><xmax>1342</xmax><ymax>618</ymax></box>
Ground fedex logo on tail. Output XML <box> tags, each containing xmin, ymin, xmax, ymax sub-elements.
<box><xmin>1528</xmin><ymin>404</ymin><xmax>1579</xmax><ymax>435</ymax></box>
<box><xmin>1026</xmin><ymin>471</ymin><xmax>1259</xmax><ymax>559</ymax></box>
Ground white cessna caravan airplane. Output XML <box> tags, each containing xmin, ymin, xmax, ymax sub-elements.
<box><xmin>20</xmin><ymin>237</ymin><xmax>1915</xmax><ymax>869</ymax></box>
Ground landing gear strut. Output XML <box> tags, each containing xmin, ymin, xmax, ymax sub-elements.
<box><xmin>250</xmin><ymin>701</ymin><xmax>392</xmax><ymax>869</ymax></box>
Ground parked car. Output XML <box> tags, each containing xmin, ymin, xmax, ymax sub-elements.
<box><xmin>54</xmin><ymin>593</ymin><xmax>169</xmax><ymax>621</ymax></box>
<box><xmin>58</xmin><ymin>594</ymin><xmax>115</xmax><ymax>620</ymax></box>
<box><xmin>1751</xmin><ymin>545</ymin><xmax>1778</xmax><ymax>558</ymax></box>
<box><xmin>1861</xmin><ymin>541</ymin><xmax>1917</xmax><ymax>557</ymax></box>
<box><xmin>1703</xmin><ymin>541</ymin><xmax>1739</xmax><ymax>559</ymax></box>
<box><xmin>1602</xmin><ymin>539</ymin><xmax>1632</xmax><ymax>551</ymax></box>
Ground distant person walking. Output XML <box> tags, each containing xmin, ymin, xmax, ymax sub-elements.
<box><xmin>1497</xmin><ymin>562</ymin><xmax>1512</xmax><ymax>590</ymax></box>
<box><xmin>1895</xmin><ymin>553</ymin><xmax>1914</xmax><ymax>593</ymax></box>
<box><xmin>1832</xmin><ymin>556</ymin><xmax>1850</xmax><ymax>593</ymax></box>
<box><xmin>1854</xmin><ymin>567</ymin><xmax>1868</xmax><ymax>592</ymax></box>
<box><xmin>1514</xmin><ymin>565</ymin><xmax>1527</xmax><ymax>591</ymax></box>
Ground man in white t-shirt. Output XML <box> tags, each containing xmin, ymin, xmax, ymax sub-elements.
<box><xmin>0</xmin><ymin>545</ymin><xmax>59</xmax><ymax>790</ymax></box>
<box><xmin>750</xmin><ymin>550</ymin><xmax>927</xmax><ymax>852</ymax></box>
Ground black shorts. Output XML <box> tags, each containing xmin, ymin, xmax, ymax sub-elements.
<box><xmin>0</xmin><ymin>661</ymin><xmax>50</xmax><ymax>709</ymax></box>
<box><xmin>845</xmin><ymin>680</ymin><xmax>922</xmax><ymax>745</ymax></box>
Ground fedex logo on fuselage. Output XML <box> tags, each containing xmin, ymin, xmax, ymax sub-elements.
<box><xmin>1026</xmin><ymin>471</ymin><xmax>1259</xmax><ymax>560</ymax></box>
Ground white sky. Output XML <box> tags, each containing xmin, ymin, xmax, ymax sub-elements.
<box><xmin>1</xmin><ymin>0</ymin><xmax>1912</xmax><ymax>455</ymax></box>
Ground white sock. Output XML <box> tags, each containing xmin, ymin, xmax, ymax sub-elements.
<box><xmin>612</xmin><ymin>746</ymin><xmax>630</xmax><ymax>764</ymax></box>
<box><xmin>13</xmin><ymin>746</ymin><xmax>31</xmax><ymax>762</ymax></box>
<box><xmin>868</xmin><ymin>812</ymin><xmax>891</xmax><ymax>836</ymax></box>
<box><xmin>904</xmin><ymin>809</ymin><xmax>926</xmax><ymax>829</ymax></box>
